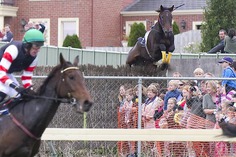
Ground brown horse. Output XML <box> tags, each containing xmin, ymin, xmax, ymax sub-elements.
<box><xmin>0</xmin><ymin>53</ymin><xmax>93</xmax><ymax>157</ymax></box>
<box><xmin>126</xmin><ymin>5</ymin><xmax>175</xmax><ymax>70</ymax></box>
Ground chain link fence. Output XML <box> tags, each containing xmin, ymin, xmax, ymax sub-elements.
<box><xmin>23</xmin><ymin>74</ymin><xmax>236</xmax><ymax>157</ymax></box>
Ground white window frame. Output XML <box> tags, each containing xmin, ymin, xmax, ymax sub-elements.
<box><xmin>192</xmin><ymin>21</ymin><xmax>202</xmax><ymax>30</ymax></box>
<box><xmin>29</xmin><ymin>18</ymin><xmax>50</xmax><ymax>45</ymax></box>
<box><xmin>58</xmin><ymin>18</ymin><xmax>79</xmax><ymax>47</ymax></box>
<box><xmin>125</xmin><ymin>21</ymin><xmax>146</xmax><ymax>36</ymax></box>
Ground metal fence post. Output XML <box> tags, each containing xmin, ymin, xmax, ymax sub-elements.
<box><xmin>137</xmin><ymin>77</ymin><xmax>142</xmax><ymax>157</ymax></box>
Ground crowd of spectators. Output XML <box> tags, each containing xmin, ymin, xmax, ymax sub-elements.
<box><xmin>117</xmin><ymin>56</ymin><xmax>236</xmax><ymax>156</ymax></box>
<box><xmin>0</xmin><ymin>21</ymin><xmax>46</xmax><ymax>44</ymax></box>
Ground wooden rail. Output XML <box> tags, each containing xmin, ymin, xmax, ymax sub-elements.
<box><xmin>41</xmin><ymin>128</ymin><xmax>236</xmax><ymax>142</ymax></box>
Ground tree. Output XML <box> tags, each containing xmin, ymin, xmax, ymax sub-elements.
<box><xmin>128</xmin><ymin>23</ymin><xmax>146</xmax><ymax>46</ymax></box>
<box><xmin>63</xmin><ymin>34</ymin><xmax>82</xmax><ymax>48</ymax></box>
<box><xmin>201</xmin><ymin>0</ymin><xmax>236</xmax><ymax>52</ymax></box>
<box><xmin>173</xmin><ymin>21</ymin><xmax>180</xmax><ymax>35</ymax></box>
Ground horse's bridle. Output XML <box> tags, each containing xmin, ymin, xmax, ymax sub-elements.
<box><xmin>9</xmin><ymin>66</ymin><xmax>80</xmax><ymax>140</ymax></box>
<box><xmin>27</xmin><ymin>66</ymin><xmax>80</xmax><ymax>104</ymax></box>
<box><xmin>157</xmin><ymin>10</ymin><xmax>172</xmax><ymax>33</ymax></box>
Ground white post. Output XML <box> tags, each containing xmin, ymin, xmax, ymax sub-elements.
<box><xmin>0</xmin><ymin>16</ymin><xmax>4</xmax><ymax>30</ymax></box>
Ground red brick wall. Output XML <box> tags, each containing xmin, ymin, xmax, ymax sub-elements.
<box><xmin>123</xmin><ymin>14</ymin><xmax>203</xmax><ymax>32</ymax></box>
<box><xmin>12</xmin><ymin>0</ymin><xmax>129</xmax><ymax>47</ymax></box>
<box><xmin>9</xmin><ymin>0</ymin><xmax>203</xmax><ymax>47</ymax></box>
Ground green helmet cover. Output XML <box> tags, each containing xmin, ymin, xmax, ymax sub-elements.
<box><xmin>23</xmin><ymin>29</ymin><xmax>45</xmax><ymax>45</ymax></box>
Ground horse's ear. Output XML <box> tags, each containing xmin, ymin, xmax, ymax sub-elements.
<box><xmin>169</xmin><ymin>5</ymin><xmax>174</xmax><ymax>12</ymax></box>
<box><xmin>59</xmin><ymin>53</ymin><xmax>66</xmax><ymax>65</ymax></box>
<box><xmin>73</xmin><ymin>55</ymin><xmax>79</xmax><ymax>66</ymax></box>
<box><xmin>156</xmin><ymin>5</ymin><xmax>163</xmax><ymax>12</ymax></box>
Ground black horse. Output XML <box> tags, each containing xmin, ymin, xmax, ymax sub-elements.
<box><xmin>126</xmin><ymin>5</ymin><xmax>175</xmax><ymax>70</ymax></box>
<box><xmin>0</xmin><ymin>53</ymin><xmax>93</xmax><ymax>157</ymax></box>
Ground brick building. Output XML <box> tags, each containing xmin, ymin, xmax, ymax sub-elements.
<box><xmin>0</xmin><ymin>0</ymin><xmax>206</xmax><ymax>48</ymax></box>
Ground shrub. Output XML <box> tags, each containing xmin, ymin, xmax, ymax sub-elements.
<box><xmin>173</xmin><ymin>21</ymin><xmax>180</xmax><ymax>35</ymax></box>
<box><xmin>63</xmin><ymin>34</ymin><xmax>82</xmax><ymax>48</ymax></box>
<box><xmin>128</xmin><ymin>23</ymin><xmax>146</xmax><ymax>46</ymax></box>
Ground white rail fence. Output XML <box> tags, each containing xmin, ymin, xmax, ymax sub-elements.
<box><xmin>42</xmin><ymin>128</ymin><xmax>234</xmax><ymax>142</ymax></box>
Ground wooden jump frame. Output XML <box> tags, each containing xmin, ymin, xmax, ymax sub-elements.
<box><xmin>42</xmin><ymin>128</ymin><xmax>236</xmax><ymax>142</ymax></box>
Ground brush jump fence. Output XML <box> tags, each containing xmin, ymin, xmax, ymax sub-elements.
<box><xmin>15</xmin><ymin>75</ymin><xmax>236</xmax><ymax>157</ymax></box>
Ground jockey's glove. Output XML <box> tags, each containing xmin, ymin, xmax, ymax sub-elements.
<box><xmin>9</xmin><ymin>82</ymin><xmax>25</xmax><ymax>94</ymax></box>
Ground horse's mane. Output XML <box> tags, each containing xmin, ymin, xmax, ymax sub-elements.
<box><xmin>37</xmin><ymin>65</ymin><xmax>60</xmax><ymax>94</ymax></box>
<box><xmin>37</xmin><ymin>61</ymin><xmax>74</xmax><ymax>95</ymax></box>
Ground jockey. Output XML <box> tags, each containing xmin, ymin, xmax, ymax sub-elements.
<box><xmin>0</xmin><ymin>29</ymin><xmax>44</xmax><ymax>102</ymax></box>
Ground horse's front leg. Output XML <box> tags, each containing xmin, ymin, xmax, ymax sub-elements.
<box><xmin>159</xmin><ymin>44</ymin><xmax>167</xmax><ymax>63</ymax></box>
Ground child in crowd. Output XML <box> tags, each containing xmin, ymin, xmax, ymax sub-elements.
<box><xmin>193</xmin><ymin>68</ymin><xmax>204</xmax><ymax>77</ymax></box>
<box><xmin>172</xmin><ymin>71</ymin><xmax>182</xmax><ymax>77</ymax></box>
<box><xmin>193</xmin><ymin>67</ymin><xmax>204</xmax><ymax>88</ymax></box>
<box><xmin>164</xmin><ymin>80</ymin><xmax>182</xmax><ymax>111</ymax></box>
<box><xmin>123</xmin><ymin>89</ymin><xmax>134</xmax><ymax>128</ymax></box>
<box><xmin>132</xmin><ymin>85</ymin><xmax>147</xmax><ymax>105</ymax></box>
<box><xmin>225</xmin><ymin>106</ymin><xmax>236</xmax><ymax>124</ymax></box>
<box><xmin>118</xmin><ymin>85</ymin><xmax>126</xmax><ymax>112</ymax></box>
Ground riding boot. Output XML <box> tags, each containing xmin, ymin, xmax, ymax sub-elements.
<box><xmin>161</xmin><ymin>51</ymin><xmax>167</xmax><ymax>63</ymax></box>
<box><xmin>0</xmin><ymin>92</ymin><xmax>6</xmax><ymax>105</ymax></box>
<box><xmin>166</xmin><ymin>53</ymin><xmax>172</xmax><ymax>64</ymax></box>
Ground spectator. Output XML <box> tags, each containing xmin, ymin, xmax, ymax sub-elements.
<box><xmin>0</xmin><ymin>29</ymin><xmax>44</xmax><ymax>102</ymax></box>
<box><xmin>164</xmin><ymin>80</ymin><xmax>182</xmax><ymax>111</ymax></box>
<box><xmin>224</xmin><ymin>28</ymin><xmax>236</xmax><ymax>54</ymax></box>
<box><xmin>177</xmin><ymin>80</ymin><xmax>186</xmax><ymax>92</ymax></box>
<box><xmin>202</xmin><ymin>80</ymin><xmax>218</xmax><ymax>128</ymax></box>
<box><xmin>141</xmin><ymin>84</ymin><xmax>163</xmax><ymax>153</ymax></box>
<box><xmin>207</xmin><ymin>29</ymin><xmax>227</xmax><ymax>54</ymax></box>
<box><xmin>2</xmin><ymin>24</ymin><xmax>13</xmax><ymax>42</ymax></box>
<box><xmin>218</xmin><ymin>56</ymin><xmax>236</xmax><ymax>94</ymax></box>
<box><xmin>35</xmin><ymin>22</ymin><xmax>46</xmax><ymax>33</ymax></box>
<box><xmin>172</xmin><ymin>71</ymin><xmax>182</xmax><ymax>77</ymax></box>
<box><xmin>24</xmin><ymin>21</ymin><xmax>35</xmax><ymax>31</ymax></box>
<box><xmin>193</xmin><ymin>67</ymin><xmax>204</xmax><ymax>88</ymax></box>
<box><xmin>219</xmin><ymin>81</ymin><xmax>236</xmax><ymax>104</ymax></box>
<box><xmin>132</xmin><ymin>84</ymin><xmax>146</xmax><ymax>105</ymax></box>
<box><xmin>224</xmin><ymin>106</ymin><xmax>236</xmax><ymax>124</ymax></box>
<box><xmin>204</xmin><ymin>72</ymin><xmax>215</xmax><ymax>78</ymax></box>
<box><xmin>159</xmin><ymin>88</ymin><xmax>167</xmax><ymax>100</ymax></box>
<box><xmin>118</xmin><ymin>85</ymin><xmax>126</xmax><ymax>112</ymax></box>
<box><xmin>123</xmin><ymin>89</ymin><xmax>134</xmax><ymax>127</ymax></box>
<box><xmin>193</xmin><ymin>68</ymin><xmax>204</xmax><ymax>77</ymax></box>
<box><xmin>186</xmin><ymin>85</ymin><xmax>206</xmax><ymax>118</ymax></box>
<box><xmin>142</xmin><ymin>84</ymin><xmax>163</xmax><ymax>129</ymax></box>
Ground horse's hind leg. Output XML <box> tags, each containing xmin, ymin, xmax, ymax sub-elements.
<box><xmin>126</xmin><ymin>43</ymin><xmax>141</xmax><ymax>66</ymax></box>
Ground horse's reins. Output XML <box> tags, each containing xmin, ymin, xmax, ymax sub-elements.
<box><xmin>9</xmin><ymin>66</ymin><xmax>80</xmax><ymax>140</ymax></box>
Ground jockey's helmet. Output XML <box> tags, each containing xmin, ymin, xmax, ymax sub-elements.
<box><xmin>23</xmin><ymin>29</ymin><xmax>44</xmax><ymax>47</ymax></box>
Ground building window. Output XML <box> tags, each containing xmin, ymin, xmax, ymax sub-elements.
<box><xmin>125</xmin><ymin>21</ymin><xmax>146</xmax><ymax>36</ymax></box>
<box><xmin>192</xmin><ymin>21</ymin><xmax>202</xmax><ymax>30</ymax></box>
<box><xmin>29</xmin><ymin>18</ymin><xmax>50</xmax><ymax>45</ymax></box>
<box><xmin>58</xmin><ymin>18</ymin><xmax>79</xmax><ymax>47</ymax></box>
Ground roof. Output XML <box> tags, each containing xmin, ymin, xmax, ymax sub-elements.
<box><xmin>123</xmin><ymin>0</ymin><xmax>207</xmax><ymax>11</ymax></box>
